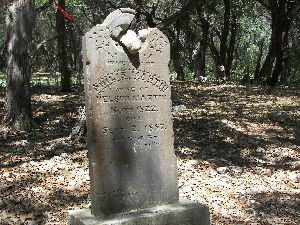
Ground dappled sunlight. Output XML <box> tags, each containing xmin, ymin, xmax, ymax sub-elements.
<box><xmin>0</xmin><ymin>82</ymin><xmax>299</xmax><ymax>224</ymax></box>
<box><xmin>172</xmin><ymin>82</ymin><xmax>299</xmax><ymax>224</ymax></box>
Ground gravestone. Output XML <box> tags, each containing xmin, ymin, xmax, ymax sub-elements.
<box><xmin>68</xmin><ymin>8</ymin><xmax>210</xmax><ymax>225</ymax></box>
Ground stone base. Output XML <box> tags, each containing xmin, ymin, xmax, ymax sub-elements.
<box><xmin>68</xmin><ymin>201</ymin><xmax>210</xmax><ymax>225</ymax></box>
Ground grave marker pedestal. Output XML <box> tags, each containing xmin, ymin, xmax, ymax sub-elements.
<box><xmin>68</xmin><ymin>8</ymin><xmax>210</xmax><ymax>225</ymax></box>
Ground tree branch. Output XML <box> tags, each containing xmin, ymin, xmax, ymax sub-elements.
<box><xmin>36</xmin><ymin>0</ymin><xmax>53</xmax><ymax>14</ymax></box>
<box><xmin>256</xmin><ymin>0</ymin><xmax>271</xmax><ymax>11</ymax></box>
<box><xmin>79</xmin><ymin>5</ymin><xmax>95</xmax><ymax>26</ymax></box>
<box><xmin>156</xmin><ymin>0</ymin><xmax>200</xmax><ymax>30</ymax></box>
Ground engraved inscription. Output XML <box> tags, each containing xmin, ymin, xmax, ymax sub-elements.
<box><xmin>137</xmin><ymin>105</ymin><xmax>158</xmax><ymax>113</ymax></box>
<box><xmin>108</xmin><ymin>60</ymin><xmax>155</xmax><ymax>66</ymax></box>
<box><xmin>145</xmin><ymin>124</ymin><xmax>167</xmax><ymax>132</ymax></box>
<box><xmin>125</xmin><ymin>116</ymin><xmax>143</xmax><ymax>122</ymax></box>
<box><xmin>109</xmin><ymin>105</ymin><xmax>159</xmax><ymax>114</ymax></box>
<box><xmin>115</xmin><ymin>86</ymin><xmax>149</xmax><ymax>92</ymax></box>
<box><xmin>97</xmin><ymin>94</ymin><xmax>167</xmax><ymax>104</ymax></box>
<box><xmin>93</xmin><ymin>69</ymin><xmax>169</xmax><ymax>94</ymax></box>
<box><xmin>98</xmin><ymin>190</ymin><xmax>139</xmax><ymax>200</ymax></box>
<box><xmin>112</xmin><ymin>134</ymin><xmax>158</xmax><ymax>142</ymax></box>
<box><xmin>143</xmin><ymin>32</ymin><xmax>169</xmax><ymax>59</ymax></box>
<box><xmin>101</xmin><ymin>123</ymin><xmax>166</xmax><ymax>135</ymax></box>
<box><xmin>95</xmin><ymin>29</ymin><xmax>115</xmax><ymax>58</ymax></box>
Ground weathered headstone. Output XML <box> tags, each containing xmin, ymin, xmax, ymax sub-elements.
<box><xmin>69</xmin><ymin>8</ymin><xmax>210</xmax><ymax>225</ymax></box>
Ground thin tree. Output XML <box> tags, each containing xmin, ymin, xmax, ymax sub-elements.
<box><xmin>56</xmin><ymin>0</ymin><xmax>72</xmax><ymax>92</ymax></box>
<box><xmin>209</xmin><ymin>0</ymin><xmax>237</xmax><ymax>82</ymax></box>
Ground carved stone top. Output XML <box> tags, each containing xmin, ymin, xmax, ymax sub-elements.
<box><xmin>101</xmin><ymin>8</ymin><xmax>154</xmax><ymax>54</ymax></box>
<box><xmin>103</xmin><ymin>8</ymin><xmax>136</xmax><ymax>38</ymax></box>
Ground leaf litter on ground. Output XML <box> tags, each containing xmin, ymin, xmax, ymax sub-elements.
<box><xmin>0</xmin><ymin>83</ymin><xmax>299</xmax><ymax>224</ymax></box>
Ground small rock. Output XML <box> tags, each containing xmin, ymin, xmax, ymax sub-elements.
<box><xmin>84</xmin><ymin>174</ymin><xmax>90</xmax><ymax>181</ymax></box>
<box><xmin>209</xmin><ymin>101</ymin><xmax>217</xmax><ymax>107</ymax></box>
<box><xmin>31</xmin><ymin>187</ymin><xmax>45</xmax><ymax>193</ymax></box>
<box><xmin>199</xmin><ymin>109</ymin><xmax>208</xmax><ymax>115</ymax></box>
<box><xmin>60</xmin><ymin>153</ymin><xmax>68</xmax><ymax>158</ymax></box>
<box><xmin>53</xmin><ymin>155</ymin><xmax>62</xmax><ymax>161</ymax></box>
<box><xmin>29</xmin><ymin>161</ymin><xmax>38</xmax><ymax>167</ymax></box>
<box><xmin>68</xmin><ymin>180</ymin><xmax>79</xmax><ymax>190</ymax></box>
<box><xmin>173</xmin><ymin>105</ymin><xmax>187</xmax><ymax>113</ymax></box>
<box><xmin>189</xmin><ymin>159</ymin><xmax>198</xmax><ymax>165</ymax></box>
<box><xmin>217</xmin><ymin>167</ymin><xmax>228</xmax><ymax>174</ymax></box>
<box><xmin>256</xmin><ymin>147</ymin><xmax>265</xmax><ymax>153</ymax></box>
<box><xmin>289</xmin><ymin>173</ymin><xmax>300</xmax><ymax>183</ymax></box>
<box><xmin>57</xmin><ymin>163</ymin><xmax>66</xmax><ymax>170</ymax></box>
<box><xmin>230</xmin><ymin>166</ymin><xmax>243</xmax><ymax>173</ymax></box>
<box><xmin>56</xmin><ymin>176</ymin><xmax>65</xmax><ymax>182</ymax></box>
<box><xmin>26</xmin><ymin>220</ymin><xmax>35</xmax><ymax>225</ymax></box>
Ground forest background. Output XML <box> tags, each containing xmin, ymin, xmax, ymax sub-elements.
<box><xmin>0</xmin><ymin>0</ymin><xmax>300</xmax><ymax>224</ymax></box>
<box><xmin>0</xmin><ymin>0</ymin><xmax>300</xmax><ymax>130</ymax></box>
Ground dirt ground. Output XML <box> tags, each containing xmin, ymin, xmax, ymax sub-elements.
<box><xmin>0</xmin><ymin>82</ymin><xmax>299</xmax><ymax>224</ymax></box>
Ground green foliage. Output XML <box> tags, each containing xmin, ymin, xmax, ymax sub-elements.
<box><xmin>1</xmin><ymin>0</ymin><xmax>299</xmax><ymax>87</ymax></box>
<box><xmin>0</xmin><ymin>72</ymin><xmax>82</xmax><ymax>88</ymax></box>
<box><xmin>0</xmin><ymin>8</ymin><xmax>6</xmax><ymax>51</ymax></box>
<box><xmin>35</xmin><ymin>0</ymin><xmax>48</xmax><ymax>7</ymax></box>
<box><xmin>0</xmin><ymin>73</ymin><xmax>5</xmax><ymax>88</ymax></box>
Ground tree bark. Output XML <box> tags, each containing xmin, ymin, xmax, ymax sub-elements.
<box><xmin>56</xmin><ymin>0</ymin><xmax>72</xmax><ymax>92</ymax></box>
<box><xmin>134</xmin><ymin>0</ymin><xmax>143</xmax><ymax>22</ymax></box>
<box><xmin>194</xmin><ymin>16</ymin><xmax>209</xmax><ymax>79</ymax></box>
<box><xmin>0</xmin><ymin>38</ymin><xmax>8</xmax><ymax>72</ymax></box>
<box><xmin>3</xmin><ymin>0</ymin><xmax>34</xmax><ymax>131</ymax></box>
<box><xmin>258</xmin><ymin>41</ymin><xmax>275</xmax><ymax>81</ymax></box>
<box><xmin>220</xmin><ymin>0</ymin><xmax>230</xmax><ymax>80</ymax></box>
<box><xmin>257</xmin><ymin>0</ymin><xmax>290</xmax><ymax>86</ymax></box>
<box><xmin>264</xmin><ymin>0</ymin><xmax>285</xmax><ymax>85</ymax></box>
<box><xmin>173</xmin><ymin>20</ymin><xmax>185</xmax><ymax>81</ymax></box>
<box><xmin>208</xmin><ymin>0</ymin><xmax>236</xmax><ymax>82</ymax></box>
<box><xmin>254</xmin><ymin>39</ymin><xmax>265</xmax><ymax>81</ymax></box>
<box><xmin>156</xmin><ymin>0</ymin><xmax>200</xmax><ymax>30</ymax></box>
<box><xmin>226</xmin><ymin>14</ymin><xmax>237</xmax><ymax>79</ymax></box>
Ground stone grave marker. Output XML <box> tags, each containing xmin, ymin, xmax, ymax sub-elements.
<box><xmin>68</xmin><ymin>8</ymin><xmax>210</xmax><ymax>225</ymax></box>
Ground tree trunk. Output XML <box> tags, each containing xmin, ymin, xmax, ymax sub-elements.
<box><xmin>3</xmin><ymin>0</ymin><xmax>34</xmax><ymax>131</ymax></box>
<box><xmin>194</xmin><ymin>16</ymin><xmax>209</xmax><ymax>79</ymax></box>
<box><xmin>257</xmin><ymin>0</ymin><xmax>290</xmax><ymax>86</ymax></box>
<box><xmin>56</xmin><ymin>0</ymin><xmax>71</xmax><ymax>92</ymax></box>
<box><xmin>220</xmin><ymin>0</ymin><xmax>230</xmax><ymax>80</ymax></box>
<box><xmin>134</xmin><ymin>0</ymin><xmax>143</xmax><ymax>23</ymax></box>
<box><xmin>0</xmin><ymin>37</ymin><xmax>8</xmax><ymax>72</ymax></box>
<box><xmin>156</xmin><ymin>0</ymin><xmax>200</xmax><ymax>30</ymax></box>
<box><xmin>226</xmin><ymin>14</ymin><xmax>237</xmax><ymax>79</ymax></box>
<box><xmin>254</xmin><ymin>39</ymin><xmax>265</xmax><ymax>81</ymax></box>
<box><xmin>209</xmin><ymin>34</ymin><xmax>224</xmax><ymax>82</ymax></box>
<box><xmin>280</xmin><ymin>0</ymin><xmax>293</xmax><ymax>83</ymax></box>
<box><xmin>173</xmin><ymin>20</ymin><xmax>185</xmax><ymax>81</ymax></box>
<box><xmin>265</xmin><ymin>1</ymin><xmax>284</xmax><ymax>85</ymax></box>
<box><xmin>208</xmin><ymin>0</ymin><xmax>235</xmax><ymax>82</ymax></box>
<box><xmin>258</xmin><ymin>42</ymin><xmax>275</xmax><ymax>82</ymax></box>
